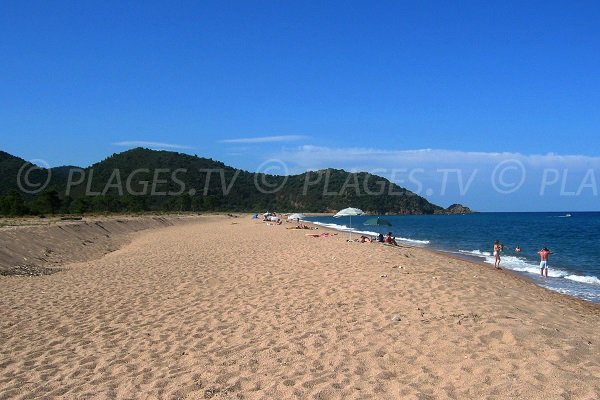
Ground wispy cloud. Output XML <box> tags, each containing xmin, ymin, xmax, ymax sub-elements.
<box><xmin>272</xmin><ymin>145</ymin><xmax>600</xmax><ymax>211</ymax></box>
<box><xmin>112</xmin><ymin>141</ymin><xmax>195</xmax><ymax>150</ymax></box>
<box><xmin>276</xmin><ymin>145</ymin><xmax>600</xmax><ymax>171</ymax></box>
<box><xmin>219</xmin><ymin>135</ymin><xmax>308</xmax><ymax>144</ymax></box>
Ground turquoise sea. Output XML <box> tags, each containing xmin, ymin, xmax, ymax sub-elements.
<box><xmin>305</xmin><ymin>212</ymin><xmax>600</xmax><ymax>304</ymax></box>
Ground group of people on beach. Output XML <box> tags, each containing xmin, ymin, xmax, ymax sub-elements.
<box><xmin>353</xmin><ymin>232</ymin><xmax>399</xmax><ymax>245</ymax></box>
<box><xmin>493</xmin><ymin>240</ymin><xmax>552</xmax><ymax>277</ymax></box>
<box><xmin>269</xmin><ymin>214</ymin><xmax>402</xmax><ymax>247</ymax></box>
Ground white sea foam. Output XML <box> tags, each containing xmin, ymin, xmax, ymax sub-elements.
<box><xmin>309</xmin><ymin>221</ymin><xmax>428</xmax><ymax>244</ymax></box>
<box><xmin>352</xmin><ymin>229</ymin><xmax>380</xmax><ymax>236</ymax></box>
<box><xmin>553</xmin><ymin>287</ymin><xmax>600</xmax><ymax>300</ymax></box>
<box><xmin>564</xmin><ymin>275</ymin><xmax>600</xmax><ymax>285</ymax></box>
<box><xmin>395</xmin><ymin>237</ymin><xmax>430</xmax><ymax>245</ymax></box>
<box><xmin>310</xmin><ymin>221</ymin><xmax>351</xmax><ymax>231</ymax></box>
<box><xmin>459</xmin><ymin>249</ymin><xmax>600</xmax><ymax>291</ymax></box>
<box><xmin>459</xmin><ymin>249</ymin><xmax>492</xmax><ymax>257</ymax></box>
<box><xmin>309</xmin><ymin>221</ymin><xmax>378</xmax><ymax>236</ymax></box>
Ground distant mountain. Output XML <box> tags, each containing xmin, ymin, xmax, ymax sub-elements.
<box><xmin>439</xmin><ymin>203</ymin><xmax>474</xmax><ymax>214</ymax></box>
<box><xmin>0</xmin><ymin>151</ymin><xmax>71</xmax><ymax>197</ymax></box>
<box><xmin>0</xmin><ymin>151</ymin><xmax>26</xmax><ymax>195</ymax></box>
<box><xmin>0</xmin><ymin>148</ymin><xmax>473</xmax><ymax>215</ymax></box>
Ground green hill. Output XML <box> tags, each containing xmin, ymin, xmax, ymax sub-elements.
<box><xmin>0</xmin><ymin>148</ymin><xmax>470</xmax><ymax>215</ymax></box>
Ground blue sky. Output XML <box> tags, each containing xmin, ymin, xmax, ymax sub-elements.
<box><xmin>1</xmin><ymin>1</ymin><xmax>599</xmax><ymax>211</ymax></box>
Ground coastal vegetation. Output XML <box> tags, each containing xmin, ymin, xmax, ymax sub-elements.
<box><xmin>0</xmin><ymin>148</ymin><xmax>471</xmax><ymax>216</ymax></box>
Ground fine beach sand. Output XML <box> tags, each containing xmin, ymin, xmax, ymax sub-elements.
<box><xmin>1</xmin><ymin>215</ymin><xmax>599</xmax><ymax>399</ymax></box>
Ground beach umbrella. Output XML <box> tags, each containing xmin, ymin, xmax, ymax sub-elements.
<box><xmin>363</xmin><ymin>217</ymin><xmax>392</xmax><ymax>227</ymax></box>
<box><xmin>333</xmin><ymin>207</ymin><xmax>364</xmax><ymax>240</ymax></box>
<box><xmin>287</xmin><ymin>213</ymin><xmax>306</xmax><ymax>221</ymax></box>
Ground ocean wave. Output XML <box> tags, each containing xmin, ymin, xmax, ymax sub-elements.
<box><xmin>310</xmin><ymin>221</ymin><xmax>428</xmax><ymax>244</ymax></box>
<box><xmin>395</xmin><ymin>237</ymin><xmax>430</xmax><ymax>245</ymax></box>
<box><xmin>459</xmin><ymin>250</ymin><xmax>568</xmax><ymax>277</ymax></box>
<box><xmin>459</xmin><ymin>249</ymin><xmax>492</xmax><ymax>257</ymax></box>
<box><xmin>351</xmin><ymin>229</ymin><xmax>381</xmax><ymax>236</ymax></box>
<box><xmin>554</xmin><ymin>288</ymin><xmax>600</xmax><ymax>300</ymax></box>
<box><xmin>564</xmin><ymin>275</ymin><xmax>600</xmax><ymax>286</ymax></box>
<box><xmin>310</xmin><ymin>222</ymin><xmax>378</xmax><ymax>236</ymax></box>
<box><xmin>459</xmin><ymin>249</ymin><xmax>600</xmax><ymax>288</ymax></box>
<box><xmin>310</xmin><ymin>221</ymin><xmax>348</xmax><ymax>230</ymax></box>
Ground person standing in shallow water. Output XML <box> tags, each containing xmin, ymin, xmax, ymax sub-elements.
<box><xmin>538</xmin><ymin>247</ymin><xmax>552</xmax><ymax>278</ymax></box>
<box><xmin>493</xmin><ymin>240</ymin><xmax>502</xmax><ymax>269</ymax></box>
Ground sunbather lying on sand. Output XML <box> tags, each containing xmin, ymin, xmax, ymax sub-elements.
<box><xmin>306</xmin><ymin>232</ymin><xmax>337</xmax><ymax>237</ymax></box>
<box><xmin>347</xmin><ymin>235</ymin><xmax>374</xmax><ymax>243</ymax></box>
<box><xmin>287</xmin><ymin>224</ymin><xmax>316</xmax><ymax>230</ymax></box>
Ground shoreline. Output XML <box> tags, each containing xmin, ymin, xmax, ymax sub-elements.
<box><xmin>299</xmin><ymin>217</ymin><xmax>600</xmax><ymax>310</ymax></box>
<box><xmin>2</xmin><ymin>214</ymin><xmax>599</xmax><ymax>398</ymax></box>
<box><xmin>2</xmin><ymin>211</ymin><xmax>597</xmax><ymax>309</ymax></box>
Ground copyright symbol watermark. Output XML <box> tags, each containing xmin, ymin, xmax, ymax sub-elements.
<box><xmin>17</xmin><ymin>159</ymin><xmax>52</xmax><ymax>194</ymax></box>
<box><xmin>254</xmin><ymin>159</ymin><xmax>289</xmax><ymax>194</ymax></box>
<box><xmin>491</xmin><ymin>159</ymin><xmax>526</xmax><ymax>194</ymax></box>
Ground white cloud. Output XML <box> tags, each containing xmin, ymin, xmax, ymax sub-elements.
<box><xmin>112</xmin><ymin>141</ymin><xmax>195</xmax><ymax>150</ymax></box>
<box><xmin>275</xmin><ymin>145</ymin><xmax>600</xmax><ymax>171</ymax></box>
<box><xmin>219</xmin><ymin>135</ymin><xmax>308</xmax><ymax>144</ymax></box>
<box><xmin>264</xmin><ymin>145</ymin><xmax>600</xmax><ymax>212</ymax></box>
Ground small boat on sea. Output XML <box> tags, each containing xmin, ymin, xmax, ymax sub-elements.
<box><xmin>556</xmin><ymin>213</ymin><xmax>572</xmax><ymax>218</ymax></box>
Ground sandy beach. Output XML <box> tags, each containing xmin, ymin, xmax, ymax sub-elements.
<box><xmin>1</xmin><ymin>214</ymin><xmax>599</xmax><ymax>399</ymax></box>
